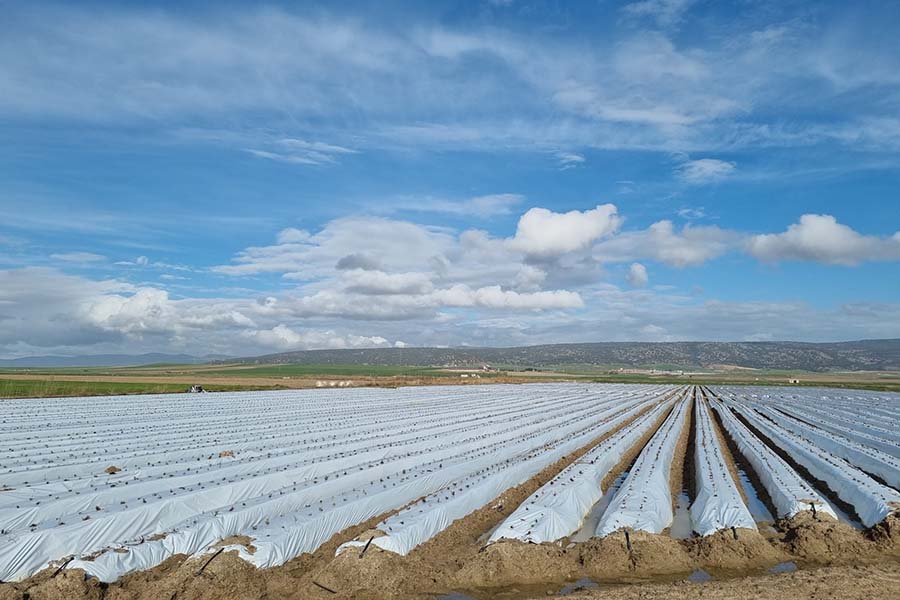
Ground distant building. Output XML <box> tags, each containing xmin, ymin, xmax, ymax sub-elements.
<box><xmin>788</xmin><ymin>378</ymin><xmax>800</xmax><ymax>384</ymax></box>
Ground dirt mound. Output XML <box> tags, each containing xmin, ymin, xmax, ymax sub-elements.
<box><xmin>107</xmin><ymin>551</ymin><xmax>267</xmax><ymax>600</ymax></box>
<box><xmin>302</xmin><ymin>546</ymin><xmax>431</xmax><ymax>599</ymax></box>
<box><xmin>687</xmin><ymin>527</ymin><xmax>786</xmax><ymax>571</ymax></box>
<box><xmin>0</xmin><ymin>568</ymin><xmax>105</xmax><ymax>600</ymax></box>
<box><xmin>869</xmin><ymin>513</ymin><xmax>900</xmax><ymax>554</ymax></box>
<box><xmin>579</xmin><ymin>531</ymin><xmax>692</xmax><ymax>579</ymax></box>
<box><xmin>452</xmin><ymin>540</ymin><xmax>580</xmax><ymax>588</ymax></box>
<box><xmin>777</xmin><ymin>512</ymin><xmax>870</xmax><ymax>563</ymax></box>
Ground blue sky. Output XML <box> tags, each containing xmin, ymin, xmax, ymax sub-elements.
<box><xmin>1</xmin><ymin>0</ymin><xmax>899</xmax><ymax>358</ymax></box>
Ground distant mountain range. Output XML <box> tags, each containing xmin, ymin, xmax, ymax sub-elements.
<box><xmin>4</xmin><ymin>340</ymin><xmax>899</xmax><ymax>371</ymax></box>
<box><xmin>0</xmin><ymin>353</ymin><xmax>218</xmax><ymax>368</ymax></box>
<box><xmin>226</xmin><ymin>339</ymin><xmax>900</xmax><ymax>372</ymax></box>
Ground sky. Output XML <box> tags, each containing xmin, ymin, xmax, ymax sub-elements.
<box><xmin>1</xmin><ymin>0</ymin><xmax>899</xmax><ymax>359</ymax></box>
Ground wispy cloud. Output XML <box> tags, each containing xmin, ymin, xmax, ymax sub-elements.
<box><xmin>675</xmin><ymin>158</ymin><xmax>736</xmax><ymax>184</ymax></box>
<box><xmin>246</xmin><ymin>139</ymin><xmax>358</xmax><ymax>166</ymax></box>
<box><xmin>50</xmin><ymin>252</ymin><xmax>106</xmax><ymax>263</ymax></box>
<box><xmin>677</xmin><ymin>207</ymin><xmax>706</xmax><ymax>220</ymax></box>
<box><xmin>620</xmin><ymin>0</ymin><xmax>697</xmax><ymax>29</ymax></box>
<box><xmin>3</xmin><ymin>3</ymin><xmax>899</xmax><ymax>165</ymax></box>
<box><xmin>378</xmin><ymin>194</ymin><xmax>524</xmax><ymax>218</ymax></box>
<box><xmin>556</xmin><ymin>151</ymin><xmax>586</xmax><ymax>169</ymax></box>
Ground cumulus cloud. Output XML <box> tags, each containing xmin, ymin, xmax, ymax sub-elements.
<box><xmin>747</xmin><ymin>214</ymin><xmax>900</xmax><ymax>265</ymax></box>
<box><xmin>596</xmin><ymin>220</ymin><xmax>736</xmax><ymax>267</ymax></box>
<box><xmin>627</xmin><ymin>262</ymin><xmax>649</xmax><ymax>287</ymax></box>
<box><xmin>2</xmin><ymin>262</ymin><xmax>899</xmax><ymax>358</ymax></box>
<box><xmin>342</xmin><ymin>270</ymin><xmax>434</xmax><ymax>295</ymax></box>
<box><xmin>277</xmin><ymin>228</ymin><xmax>311</xmax><ymax>244</ymax></box>
<box><xmin>675</xmin><ymin>158</ymin><xmax>736</xmax><ymax>184</ymax></box>
<box><xmin>214</xmin><ymin>216</ymin><xmax>455</xmax><ymax>278</ymax></box>
<box><xmin>244</xmin><ymin>325</ymin><xmax>389</xmax><ymax>351</ymax></box>
<box><xmin>335</xmin><ymin>253</ymin><xmax>381</xmax><ymax>271</ymax></box>
<box><xmin>213</xmin><ymin>206</ymin><xmax>610</xmax><ymax>313</ymax></box>
<box><xmin>509</xmin><ymin>204</ymin><xmax>621</xmax><ymax>256</ymax></box>
<box><xmin>434</xmin><ymin>285</ymin><xmax>583</xmax><ymax>310</ymax></box>
<box><xmin>5</xmin><ymin>201</ymin><xmax>899</xmax><ymax>359</ymax></box>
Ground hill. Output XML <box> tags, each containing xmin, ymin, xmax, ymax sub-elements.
<box><xmin>0</xmin><ymin>353</ymin><xmax>213</xmax><ymax>368</ymax></box>
<box><xmin>225</xmin><ymin>339</ymin><xmax>900</xmax><ymax>372</ymax></box>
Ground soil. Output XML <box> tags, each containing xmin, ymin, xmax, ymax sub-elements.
<box><xmin>777</xmin><ymin>512</ymin><xmax>873</xmax><ymax>563</ymax></box>
<box><xmin>687</xmin><ymin>528</ymin><xmax>787</xmax><ymax>571</ymax></box>
<box><xmin>564</xmin><ymin>563</ymin><xmax>900</xmax><ymax>600</ymax></box>
<box><xmin>870</xmin><ymin>514</ymin><xmax>900</xmax><ymax>553</ymax></box>
<box><xmin>579</xmin><ymin>530</ymin><xmax>694</xmax><ymax>579</ymax></box>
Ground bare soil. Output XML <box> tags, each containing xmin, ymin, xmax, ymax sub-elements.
<box><xmin>565</xmin><ymin>563</ymin><xmax>900</xmax><ymax>600</ymax></box>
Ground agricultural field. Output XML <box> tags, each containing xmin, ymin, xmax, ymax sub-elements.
<box><xmin>1</xmin><ymin>383</ymin><xmax>899</xmax><ymax>600</ymax></box>
<box><xmin>3</xmin><ymin>362</ymin><xmax>900</xmax><ymax>400</ymax></box>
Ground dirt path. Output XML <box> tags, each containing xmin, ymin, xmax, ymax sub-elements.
<box><xmin>566</xmin><ymin>562</ymin><xmax>900</xmax><ymax>600</ymax></box>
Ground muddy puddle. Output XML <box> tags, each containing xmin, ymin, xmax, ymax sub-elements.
<box><xmin>736</xmin><ymin>469</ymin><xmax>775</xmax><ymax>522</ymax></box>
<box><xmin>570</xmin><ymin>472</ymin><xmax>629</xmax><ymax>542</ymax></box>
<box><xmin>768</xmin><ymin>561</ymin><xmax>797</xmax><ymax>574</ymax></box>
<box><xmin>669</xmin><ymin>491</ymin><xmax>693</xmax><ymax>539</ymax></box>
<box><xmin>434</xmin><ymin>560</ymin><xmax>831</xmax><ymax>599</ymax></box>
<box><xmin>686</xmin><ymin>569</ymin><xmax>714</xmax><ymax>582</ymax></box>
<box><xmin>558</xmin><ymin>577</ymin><xmax>599</xmax><ymax>595</ymax></box>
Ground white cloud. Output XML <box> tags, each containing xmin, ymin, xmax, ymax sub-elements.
<box><xmin>627</xmin><ymin>262</ymin><xmax>649</xmax><ymax>287</ymax></box>
<box><xmin>342</xmin><ymin>270</ymin><xmax>434</xmax><ymax>295</ymax></box>
<box><xmin>244</xmin><ymin>325</ymin><xmax>389</xmax><ymax>351</ymax></box>
<box><xmin>675</xmin><ymin>158</ymin><xmax>736</xmax><ymax>184</ymax></box>
<box><xmin>335</xmin><ymin>253</ymin><xmax>381</xmax><ymax>271</ymax></box>
<box><xmin>677</xmin><ymin>207</ymin><xmax>706</xmax><ymax>220</ymax></box>
<box><xmin>614</xmin><ymin>33</ymin><xmax>708</xmax><ymax>81</ymax></box>
<box><xmin>747</xmin><ymin>214</ymin><xmax>900</xmax><ymax>265</ymax></box>
<box><xmin>246</xmin><ymin>139</ymin><xmax>357</xmax><ymax>166</ymax></box>
<box><xmin>383</xmin><ymin>194</ymin><xmax>524</xmax><ymax>218</ymax></box>
<box><xmin>595</xmin><ymin>220</ymin><xmax>736</xmax><ymax>267</ymax></box>
<box><xmin>50</xmin><ymin>252</ymin><xmax>106</xmax><ymax>263</ymax></box>
<box><xmin>464</xmin><ymin>194</ymin><xmax>524</xmax><ymax>217</ymax></box>
<box><xmin>434</xmin><ymin>284</ymin><xmax>583</xmax><ymax>310</ymax></box>
<box><xmin>114</xmin><ymin>255</ymin><xmax>193</xmax><ymax>272</ymax></box>
<box><xmin>214</xmin><ymin>216</ymin><xmax>455</xmax><ymax>278</ymax></box>
<box><xmin>3</xmin><ymin>3</ymin><xmax>898</xmax><ymax>167</ymax></box>
<box><xmin>276</xmin><ymin>228</ymin><xmax>311</xmax><ymax>244</ymax></box>
<box><xmin>620</xmin><ymin>0</ymin><xmax>697</xmax><ymax>28</ymax></box>
<box><xmin>556</xmin><ymin>152</ymin><xmax>585</xmax><ymax>169</ymax></box>
<box><xmin>2</xmin><ymin>265</ymin><xmax>899</xmax><ymax>358</ymax></box>
<box><xmin>509</xmin><ymin>204</ymin><xmax>621</xmax><ymax>257</ymax></box>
